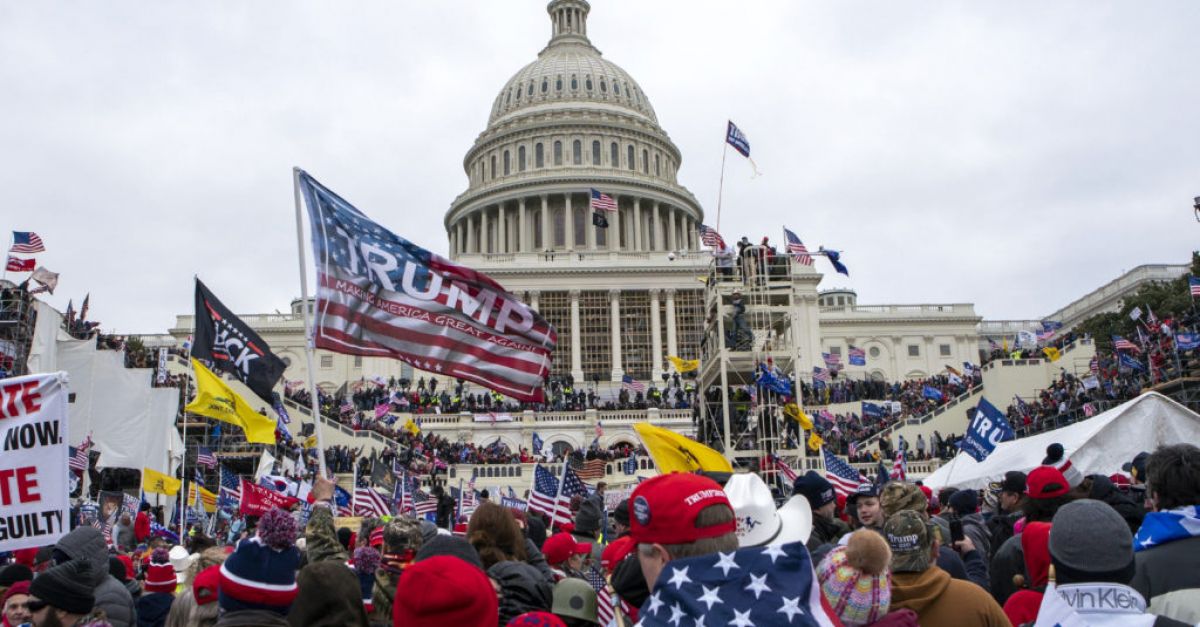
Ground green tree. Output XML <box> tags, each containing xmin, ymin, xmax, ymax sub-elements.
<box><xmin>1078</xmin><ymin>252</ymin><xmax>1200</xmax><ymax>350</ymax></box>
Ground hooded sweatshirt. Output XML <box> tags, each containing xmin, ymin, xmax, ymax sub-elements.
<box><xmin>55</xmin><ymin>526</ymin><xmax>136</xmax><ymax>627</ymax></box>
<box><xmin>1003</xmin><ymin>521</ymin><xmax>1052</xmax><ymax>627</ymax></box>
<box><xmin>890</xmin><ymin>565</ymin><xmax>1009</xmax><ymax>627</ymax></box>
<box><xmin>287</xmin><ymin>561</ymin><xmax>370</xmax><ymax>627</ymax></box>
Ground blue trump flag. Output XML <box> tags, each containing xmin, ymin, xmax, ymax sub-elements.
<box><xmin>821</xmin><ymin>247</ymin><xmax>849</xmax><ymax>276</ymax></box>
<box><xmin>1177</xmin><ymin>333</ymin><xmax>1200</xmax><ymax>351</ymax></box>
<box><xmin>922</xmin><ymin>385</ymin><xmax>944</xmax><ymax>402</ymax></box>
<box><xmin>960</xmin><ymin>397</ymin><xmax>1015</xmax><ymax>462</ymax></box>
<box><xmin>1118</xmin><ymin>352</ymin><xmax>1145</xmax><ymax>371</ymax></box>
<box><xmin>756</xmin><ymin>364</ymin><xmax>793</xmax><ymax>396</ymax></box>
<box><xmin>862</xmin><ymin>402</ymin><xmax>886</xmax><ymax>420</ymax></box>
<box><xmin>725</xmin><ymin>120</ymin><xmax>751</xmax><ymax>157</ymax></box>
<box><xmin>532</xmin><ymin>432</ymin><xmax>544</xmax><ymax>455</ymax></box>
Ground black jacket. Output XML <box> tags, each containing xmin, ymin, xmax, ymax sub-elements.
<box><xmin>1088</xmin><ymin>474</ymin><xmax>1145</xmax><ymax>535</ymax></box>
<box><xmin>489</xmin><ymin>560</ymin><xmax>553</xmax><ymax>626</ymax></box>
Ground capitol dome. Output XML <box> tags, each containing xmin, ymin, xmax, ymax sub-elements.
<box><xmin>446</xmin><ymin>0</ymin><xmax>704</xmax><ymax>261</ymax></box>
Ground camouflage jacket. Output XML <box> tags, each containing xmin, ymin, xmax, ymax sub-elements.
<box><xmin>305</xmin><ymin>503</ymin><xmax>349</xmax><ymax>564</ymax></box>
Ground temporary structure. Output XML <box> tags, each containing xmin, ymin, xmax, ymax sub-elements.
<box><xmin>923</xmin><ymin>392</ymin><xmax>1200</xmax><ymax>490</ymax></box>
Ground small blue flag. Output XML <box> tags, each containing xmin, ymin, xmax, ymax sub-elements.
<box><xmin>1177</xmin><ymin>333</ymin><xmax>1200</xmax><ymax>351</ymax></box>
<box><xmin>922</xmin><ymin>385</ymin><xmax>944</xmax><ymax>402</ymax></box>
<box><xmin>532</xmin><ymin>432</ymin><xmax>544</xmax><ymax>454</ymax></box>
<box><xmin>861</xmin><ymin>402</ymin><xmax>886</xmax><ymax>420</ymax></box>
<box><xmin>725</xmin><ymin>120</ymin><xmax>751</xmax><ymax>157</ymax></box>
<box><xmin>821</xmin><ymin>247</ymin><xmax>849</xmax><ymax>276</ymax></box>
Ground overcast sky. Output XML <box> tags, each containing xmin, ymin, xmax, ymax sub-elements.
<box><xmin>2</xmin><ymin>1</ymin><xmax>1198</xmax><ymax>334</ymax></box>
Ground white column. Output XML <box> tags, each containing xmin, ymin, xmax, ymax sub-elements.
<box><xmin>633</xmin><ymin>198</ymin><xmax>643</xmax><ymax>251</ymax></box>
<box><xmin>466</xmin><ymin>214</ymin><xmax>476</xmax><ymax>253</ymax></box>
<box><xmin>480</xmin><ymin>207</ymin><xmax>490</xmax><ymax>254</ymax></box>
<box><xmin>565</xmin><ymin>193</ymin><xmax>575</xmax><ymax>251</ymax></box>
<box><xmin>448</xmin><ymin>229</ymin><xmax>457</xmax><ymax>258</ymax></box>
<box><xmin>528</xmin><ymin>290</ymin><xmax>540</xmax><ymax>312</ymax></box>
<box><xmin>586</xmin><ymin>195</ymin><xmax>597</xmax><ymax>250</ymax></box>
<box><xmin>610</xmin><ymin>195</ymin><xmax>621</xmax><ymax>251</ymax></box>
<box><xmin>518</xmin><ymin>197</ymin><xmax>528</xmax><ymax>253</ymax></box>
<box><xmin>665</xmin><ymin>288</ymin><xmax>678</xmax><ymax>359</ymax></box>
<box><xmin>667</xmin><ymin>207</ymin><xmax>678</xmax><ymax>251</ymax></box>
<box><xmin>456</xmin><ymin>222</ymin><xmax>464</xmax><ymax>254</ymax></box>
<box><xmin>650</xmin><ymin>289</ymin><xmax>663</xmax><ymax>380</ymax></box>
<box><xmin>498</xmin><ymin>203</ymin><xmax>507</xmax><ymax>253</ymax></box>
<box><xmin>570</xmin><ymin>289</ymin><xmax>583</xmax><ymax>382</ymax></box>
<box><xmin>540</xmin><ymin>194</ymin><xmax>550</xmax><ymax>251</ymax></box>
<box><xmin>610</xmin><ymin>289</ymin><xmax>623</xmax><ymax>380</ymax></box>
<box><xmin>651</xmin><ymin>202</ymin><xmax>661</xmax><ymax>251</ymax></box>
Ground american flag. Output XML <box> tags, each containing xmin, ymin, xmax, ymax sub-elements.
<box><xmin>412</xmin><ymin>488</ymin><xmax>438</xmax><ymax>516</ymax></box>
<box><xmin>698</xmin><ymin>224</ymin><xmax>726</xmax><ymax>249</ymax></box>
<box><xmin>811</xmin><ymin>366</ymin><xmax>830</xmax><ymax>383</ymax></box>
<box><xmin>218</xmin><ymin>466</ymin><xmax>242</xmax><ymax>510</ymax></box>
<box><xmin>340</xmin><ymin>400</ymin><xmax>354</xmax><ymax>415</ymax></box>
<box><xmin>1090</xmin><ymin>356</ymin><xmax>1100</xmax><ymax>374</ymax></box>
<box><xmin>5</xmin><ymin>257</ymin><xmax>34</xmax><ymax>272</ymax></box>
<box><xmin>848</xmin><ymin>345</ymin><xmax>866</xmax><ymax>366</ymax></box>
<box><xmin>631</xmin><ymin>542</ymin><xmax>837</xmax><ymax>626</ymax></box>
<box><xmin>10</xmin><ymin>231</ymin><xmax>45</xmax><ymax>254</ymax></box>
<box><xmin>584</xmin><ymin>568</ymin><xmax>616</xmax><ymax>626</ymax></box>
<box><xmin>890</xmin><ymin>450</ymin><xmax>907</xmax><ymax>481</ymax></box>
<box><xmin>822</xmin><ymin>352</ymin><xmax>841</xmax><ymax>369</ymax></box>
<box><xmin>574</xmin><ymin>458</ymin><xmax>607</xmax><ymax>482</ymax></box>
<box><xmin>354</xmin><ymin>487</ymin><xmax>391</xmax><ymax>518</ymax></box>
<box><xmin>589</xmin><ymin>188</ymin><xmax>617</xmax><ymax>212</ymax></box>
<box><xmin>783</xmin><ymin>227</ymin><xmax>814</xmax><ymax>266</ymax></box>
<box><xmin>529</xmin><ymin>465</ymin><xmax>585</xmax><ymax>526</ymax></box>
<box><xmin>298</xmin><ymin>171</ymin><xmax>556</xmax><ymax>403</ymax></box>
<box><xmin>68</xmin><ymin>436</ymin><xmax>92</xmax><ymax>472</ymax></box>
<box><xmin>1112</xmin><ymin>335</ymin><xmax>1140</xmax><ymax>353</ymax></box>
<box><xmin>1190</xmin><ymin>276</ymin><xmax>1200</xmax><ymax>298</ymax></box>
<box><xmin>621</xmin><ymin>375</ymin><xmax>646</xmax><ymax>393</ymax></box>
<box><xmin>196</xmin><ymin>446</ymin><xmax>217</xmax><ymax>468</ymax></box>
<box><xmin>823</xmin><ymin>448</ymin><xmax>867</xmax><ymax>498</ymax></box>
<box><xmin>772</xmin><ymin>455</ymin><xmax>798</xmax><ymax>483</ymax></box>
<box><xmin>374</xmin><ymin>401</ymin><xmax>391</xmax><ymax>419</ymax></box>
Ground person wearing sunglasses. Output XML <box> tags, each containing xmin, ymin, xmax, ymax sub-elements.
<box><xmin>26</xmin><ymin>561</ymin><xmax>94</xmax><ymax>627</ymax></box>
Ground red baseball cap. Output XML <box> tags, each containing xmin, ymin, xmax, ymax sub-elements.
<box><xmin>542</xmin><ymin>532</ymin><xmax>590</xmax><ymax>566</ymax></box>
<box><xmin>601</xmin><ymin>536</ymin><xmax>634</xmax><ymax>573</ymax></box>
<box><xmin>193</xmin><ymin>565</ymin><xmax>221</xmax><ymax>606</ymax></box>
<box><xmin>1026</xmin><ymin>466</ymin><xmax>1070</xmax><ymax>500</ymax></box>
<box><xmin>629</xmin><ymin>473</ymin><xmax>736</xmax><ymax>545</ymax></box>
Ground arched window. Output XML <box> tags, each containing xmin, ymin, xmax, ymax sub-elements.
<box><xmin>553</xmin><ymin>141</ymin><xmax>563</xmax><ymax>166</ymax></box>
<box><xmin>610</xmin><ymin>142</ymin><xmax>619</xmax><ymax>167</ymax></box>
<box><xmin>571</xmin><ymin>75</ymin><xmax>578</xmax><ymax>90</ymax></box>
<box><xmin>503</xmin><ymin>150</ymin><xmax>511</xmax><ymax>175</ymax></box>
<box><xmin>541</xmin><ymin>79</ymin><xmax>548</xmax><ymax>93</ymax></box>
<box><xmin>627</xmin><ymin>145</ymin><xmax>635</xmax><ymax>170</ymax></box>
<box><xmin>586</xmin><ymin>76</ymin><xmax>593</xmax><ymax>91</ymax></box>
<box><xmin>655</xmin><ymin>154</ymin><xmax>661</xmax><ymax>176</ymax></box>
<box><xmin>614</xmin><ymin>82</ymin><xmax>621</xmax><ymax>95</ymax></box>
<box><xmin>527</xmin><ymin>82</ymin><xmax>534</xmax><ymax>96</ymax></box>
<box><xmin>572</xmin><ymin>140</ymin><xmax>582</xmax><ymax>165</ymax></box>
<box><xmin>505</xmin><ymin>91</ymin><xmax>512</xmax><ymax>105</ymax></box>
<box><xmin>592</xmin><ymin>140</ymin><xmax>601</xmax><ymax>165</ymax></box>
<box><xmin>535</xmin><ymin>144</ymin><xmax>544</xmax><ymax>168</ymax></box>
<box><xmin>490</xmin><ymin>155</ymin><xmax>496</xmax><ymax>179</ymax></box>
<box><xmin>642</xmin><ymin>149</ymin><xmax>649</xmax><ymax>173</ymax></box>
<box><xmin>515</xmin><ymin>85</ymin><xmax>520</xmax><ymax>101</ymax></box>
<box><xmin>555</xmin><ymin>76</ymin><xmax>563</xmax><ymax>91</ymax></box>
<box><xmin>518</xmin><ymin>146</ymin><xmax>526</xmax><ymax>171</ymax></box>
<box><xmin>600</xmin><ymin>78</ymin><xmax>607</xmax><ymax>93</ymax></box>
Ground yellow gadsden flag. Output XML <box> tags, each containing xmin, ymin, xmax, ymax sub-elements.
<box><xmin>667</xmin><ymin>356</ymin><xmax>700</xmax><ymax>373</ymax></box>
<box><xmin>1043</xmin><ymin>346</ymin><xmax>1062</xmax><ymax>362</ymax></box>
<box><xmin>403</xmin><ymin>418</ymin><xmax>421</xmax><ymax>436</ymax></box>
<box><xmin>188</xmin><ymin>484</ymin><xmax>218</xmax><ymax>513</ymax></box>
<box><xmin>633</xmin><ymin>422</ymin><xmax>732</xmax><ymax>474</ymax></box>
<box><xmin>185</xmin><ymin>358</ymin><xmax>277</xmax><ymax>444</ymax></box>
<box><xmin>142</xmin><ymin>468</ymin><xmax>181</xmax><ymax>496</ymax></box>
<box><xmin>807</xmin><ymin>432</ymin><xmax>825</xmax><ymax>452</ymax></box>
<box><xmin>782</xmin><ymin>403</ymin><xmax>814</xmax><ymax>431</ymax></box>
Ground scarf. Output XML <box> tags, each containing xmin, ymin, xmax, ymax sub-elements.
<box><xmin>1133</xmin><ymin>505</ymin><xmax>1200</xmax><ymax>552</ymax></box>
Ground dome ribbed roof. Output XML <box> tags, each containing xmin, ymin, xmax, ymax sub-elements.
<box><xmin>487</xmin><ymin>1</ymin><xmax>657</xmax><ymax>126</ymax></box>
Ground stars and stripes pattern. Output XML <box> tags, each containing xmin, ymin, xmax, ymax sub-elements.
<box><xmin>811</xmin><ymin>366</ymin><xmax>830</xmax><ymax>383</ymax></box>
<box><xmin>848</xmin><ymin>345</ymin><xmax>866</xmax><ymax>366</ymax></box>
<box><xmin>528</xmin><ymin>465</ymin><xmax>563</xmax><ymax>522</ymax></box>
<box><xmin>5</xmin><ymin>257</ymin><xmax>34</xmax><ymax>272</ymax></box>
<box><xmin>823</xmin><ymin>448</ymin><xmax>867</xmax><ymax>498</ymax></box>
<box><xmin>589</xmin><ymin>188</ymin><xmax>617</xmax><ymax>212</ymax></box>
<box><xmin>196</xmin><ymin>447</ymin><xmax>218</xmax><ymax>468</ymax></box>
<box><xmin>621</xmin><ymin>375</ymin><xmax>646</xmax><ymax>393</ymax></box>
<box><xmin>412</xmin><ymin>488</ymin><xmax>438</xmax><ymax>516</ymax></box>
<box><xmin>634</xmin><ymin>542</ymin><xmax>837</xmax><ymax>626</ymax></box>
<box><xmin>698</xmin><ymin>224</ymin><xmax>726</xmax><ymax>249</ymax></box>
<box><xmin>1112</xmin><ymin>335</ymin><xmax>1140</xmax><ymax>353</ymax></box>
<box><xmin>1190</xmin><ymin>276</ymin><xmax>1200</xmax><ymax>298</ymax></box>
<box><xmin>783</xmin><ymin>228</ymin><xmax>814</xmax><ymax>266</ymax></box>
<box><xmin>772</xmin><ymin>455</ymin><xmax>798</xmax><ymax>484</ymax></box>
<box><xmin>583</xmin><ymin>568</ymin><xmax>616</xmax><ymax>626</ymax></box>
<box><xmin>354</xmin><ymin>487</ymin><xmax>391</xmax><ymax>518</ymax></box>
<box><xmin>298</xmin><ymin>171</ymin><xmax>556</xmax><ymax>403</ymax></box>
<box><xmin>821</xmin><ymin>352</ymin><xmax>841</xmax><ymax>369</ymax></box>
<box><xmin>10</xmin><ymin>231</ymin><xmax>45</xmax><ymax>254</ymax></box>
<box><xmin>574</xmin><ymin>458</ymin><xmax>608</xmax><ymax>482</ymax></box>
<box><xmin>219</xmin><ymin>466</ymin><xmax>242</xmax><ymax>510</ymax></box>
<box><xmin>68</xmin><ymin>436</ymin><xmax>92</xmax><ymax>472</ymax></box>
<box><xmin>890</xmin><ymin>450</ymin><xmax>907</xmax><ymax>481</ymax></box>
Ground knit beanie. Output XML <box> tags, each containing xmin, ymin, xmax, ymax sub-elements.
<box><xmin>30</xmin><ymin>559</ymin><xmax>95</xmax><ymax>615</ymax></box>
<box><xmin>1042</xmin><ymin>443</ymin><xmax>1083</xmax><ymax>489</ymax></box>
<box><xmin>574</xmin><ymin>499</ymin><xmax>602</xmax><ymax>536</ymax></box>
<box><xmin>1049</xmin><ymin>499</ymin><xmax>1136</xmax><ymax>585</ymax></box>
<box><xmin>143</xmin><ymin>548</ymin><xmax>178</xmax><ymax>594</ymax></box>
<box><xmin>393</xmin><ymin>555</ymin><xmax>498</xmax><ymax>626</ymax></box>
<box><xmin>218</xmin><ymin>508</ymin><xmax>301</xmax><ymax>614</ymax></box>
<box><xmin>507</xmin><ymin>612</ymin><xmax>567</xmax><ymax>627</ymax></box>
<box><xmin>1</xmin><ymin>581</ymin><xmax>30</xmax><ymax>612</ymax></box>
<box><xmin>414</xmin><ymin>534</ymin><xmax>484</xmax><ymax>569</ymax></box>
<box><xmin>948</xmin><ymin>489</ymin><xmax>979</xmax><ymax>515</ymax></box>
<box><xmin>0</xmin><ymin>564</ymin><xmax>32</xmax><ymax>587</ymax></box>
<box><xmin>353</xmin><ymin>546</ymin><xmax>380</xmax><ymax>613</ymax></box>
<box><xmin>793</xmin><ymin>471</ymin><xmax>837</xmax><ymax>511</ymax></box>
<box><xmin>816</xmin><ymin>530</ymin><xmax>892</xmax><ymax>626</ymax></box>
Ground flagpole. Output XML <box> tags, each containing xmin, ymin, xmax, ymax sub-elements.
<box><xmin>715</xmin><ymin>140</ymin><xmax>729</xmax><ymax>233</ymax></box>
<box><xmin>292</xmin><ymin>167</ymin><xmax>330</xmax><ymax>478</ymax></box>
<box><xmin>179</xmin><ymin>306</ymin><xmax>198</xmax><ymax>542</ymax></box>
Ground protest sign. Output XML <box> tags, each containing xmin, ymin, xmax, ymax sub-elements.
<box><xmin>238</xmin><ymin>478</ymin><xmax>300</xmax><ymax>516</ymax></box>
<box><xmin>0</xmin><ymin>372</ymin><xmax>70</xmax><ymax>551</ymax></box>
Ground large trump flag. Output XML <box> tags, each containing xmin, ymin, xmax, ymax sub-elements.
<box><xmin>297</xmin><ymin>171</ymin><xmax>556</xmax><ymax>402</ymax></box>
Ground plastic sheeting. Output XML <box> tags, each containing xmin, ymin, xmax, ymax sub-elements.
<box><xmin>923</xmin><ymin>392</ymin><xmax>1200</xmax><ymax>490</ymax></box>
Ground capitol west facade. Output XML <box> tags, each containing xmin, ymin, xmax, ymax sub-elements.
<box><xmin>170</xmin><ymin>0</ymin><xmax>982</xmax><ymax>406</ymax></box>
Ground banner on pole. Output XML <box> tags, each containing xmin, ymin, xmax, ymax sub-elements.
<box><xmin>238</xmin><ymin>479</ymin><xmax>300</xmax><ymax>516</ymax></box>
<box><xmin>0</xmin><ymin>372</ymin><xmax>71</xmax><ymax>551</ymax></box>
<box><xmin>156</xmin><ymin>347</ymin><xmax>168</xmax><ymax>385</ymax></box>
<box><xmin>960</xmin><ymin>397</ymin><xmax>1015</xmax><ymax>463</ymax></box>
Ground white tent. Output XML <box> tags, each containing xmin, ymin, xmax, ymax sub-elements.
<box><xmin>923</xmin><ymin>392</ymin><xmax>1200</xmax><ymax>490</ymax></box>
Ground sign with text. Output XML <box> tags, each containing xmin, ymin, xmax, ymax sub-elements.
<box><xmin>0</xmin><ymin>372</ymin><xmax>70</xmax><ymax>551</ymax></box>
<box><xmin>238</xmin><ymin>478</ymin><xmax>300</xmax><ymax>516</ymax></box>
<box><xmin>960</xmin><ymin>397</ymin><xmax>1015</xmax><ymax>463</ymax></box>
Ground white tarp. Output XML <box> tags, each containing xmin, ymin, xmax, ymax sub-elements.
<box><xmin>924</xmin><ymin>392</ymin><xmax>1200</xmax><ymax>490</ymax></box>
<box><xmin>25</xmin><ymin>300</ymin><xmax>69</xmax><ymax>374</ymax></box>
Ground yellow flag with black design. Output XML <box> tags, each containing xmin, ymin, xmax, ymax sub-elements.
<box><xmin>1043</xmin><ymin>346</ymin><xmax>1062</xmax><ymax>362</ymax></box>
<box><xmin>807</xmin><ymin>431</ymin><xmax>824</xmax><ymax>452</ymax></box>
<box><xmin>142</xmin><ymin>467</ymin><xmax>181</xmax><ymax>495</ymax></box>
<box><xmin>782</xmin><ymin>402</ymin><xmax>814</xmax><ymax>431</ymax></box>
<box><xmin>185</xmin><ymin>358</ymin><xmax>277</xmax><ymax>444</ymax></box>
<box><xmin>667</xmin><ymin>356</ymin><xmax>700</xmax><ymax>373</ymax></box>
<box><xmin>633</xmin><ymin>422</ymin><xmax>732</xmax><ymax>474</ymax></box>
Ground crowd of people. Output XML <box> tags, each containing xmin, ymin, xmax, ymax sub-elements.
<box><xmin>6</xmin><ymin>440</ymin><xmax>1198</xmax><ymax>627</ymax></box>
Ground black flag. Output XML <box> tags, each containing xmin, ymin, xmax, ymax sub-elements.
<box><xmin>192</xmin><ymin>279</ymin><xmax>286</xmax><ymax>405</ymax></box>
<box><xmin>591</xmin><ymin>211</ymin><xmax>608</xmax><ymax>228</ymax></box>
